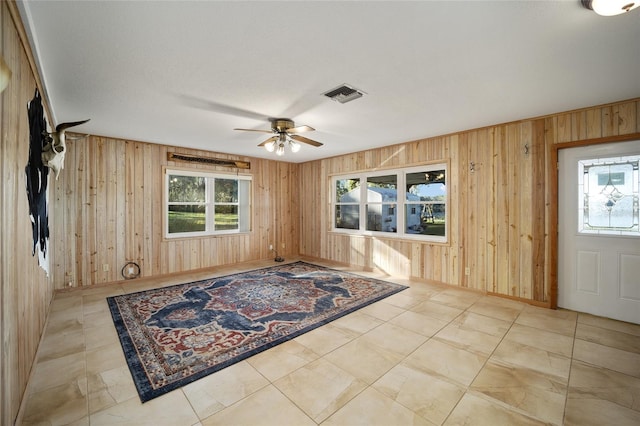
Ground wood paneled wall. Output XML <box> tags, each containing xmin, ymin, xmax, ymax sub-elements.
<box><xmin>298</xmin><ymin>99</ymin><xmax>640</xmax><ymax>305</ymax></box>
<box><xmin>1</xmin><ymin>2</ymin><xmax>55</xmax><ymax>424</ymax></box>
<box><xmin>51</xmin><ymin>138</ymin><xmax>299</xmax><ymax>289</ymax></box>
<box><xmin>2</xmin><ymin>0</ymin><xmax>639</xmax><ymax>420</ymax></box>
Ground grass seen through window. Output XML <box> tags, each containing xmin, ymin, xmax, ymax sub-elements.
<box><xmin>166</xmin><ymin>171</ymin><xmax>251</xmax><ymax>237</ymax></box>
<box><xmin>168</xmin><ymin>211</ymin><xmax>239</xmax><ymax>233</ymax></box>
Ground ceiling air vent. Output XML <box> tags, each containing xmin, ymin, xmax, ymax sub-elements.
<box><xmin>323</xmin><ymin>84</ymin><xmax>365</xmax><ymax>104</ymax></box>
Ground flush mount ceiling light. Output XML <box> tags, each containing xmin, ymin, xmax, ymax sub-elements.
<box><xmin>582</xmin><ymin>0</ymin><xmax>639</xmax><ymax>16</ymax></box>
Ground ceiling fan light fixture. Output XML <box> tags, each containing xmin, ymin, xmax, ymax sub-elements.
<box><xmin>582</xmin><ymin>0</ymin><xmax>639</xmax><ymax>15</ymax></box>
<box><xmin>236</xmin><ymin>118</ymin><xmax>323</xmax><ymax>156</ymax></box>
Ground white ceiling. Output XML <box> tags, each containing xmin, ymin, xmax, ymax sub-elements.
<box><xmin>17</xmin><ymin>1</ymin><xmax>640</xmax><ymax>163</ymax></box>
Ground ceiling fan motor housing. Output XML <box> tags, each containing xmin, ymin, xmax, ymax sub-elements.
<box><xmin>235</xmin><ymin>118</ymin><xmax>322</xmax><ymax>150</ymax></box>
<box><xmin>271</xmin><ymin>119</ymin><xmax>294</xmax><ymax>133</ymax></box>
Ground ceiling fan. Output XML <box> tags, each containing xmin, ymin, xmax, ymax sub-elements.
<box><xmin>234</xmin><ymin>118</ymin><xmax>323</xmax><ymax>156</ymax></box>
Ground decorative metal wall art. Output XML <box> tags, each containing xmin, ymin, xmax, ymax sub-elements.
<box><xmin>167</xmin><ymin>152</ymin><xmax>250</xmax><ymax>169</ymax></box>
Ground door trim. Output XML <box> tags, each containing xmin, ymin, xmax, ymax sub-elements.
<box><xmin>549</xmin><ymin>132</ymin><xmax>640</xmax><ymax>309</ymax></box>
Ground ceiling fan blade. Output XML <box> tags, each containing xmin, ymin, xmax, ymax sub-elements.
<box><xmin>286</xmin><ymin>125</ymin><xmax>315</xmax><ymax>134</ymax></box>
<box><xmin>290</xmin><ymin>134</ymin><xmax>323</xmax><ymax>147</ymax></box>
<box><xmin>177</xmin><ymin>95</ymin><xmax>268</xmax><ymax>121</ymax></box>
<box><xmin>257</xmin><ymin>136</ymin><xmax>278</xmax><ymax>147</ymax></box>
<box><xmin>234</xmin><ymin>128</ymin><xmax>273</xmax><ymax>133</ymax></box>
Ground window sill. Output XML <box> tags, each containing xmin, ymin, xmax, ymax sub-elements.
<box><xmin>163</xmin><ymin>231</ymin><xmax>252</xmax><ymax>243</ymax></box>
<box><xmin>328</xmin><ymin>230</ymin><xmax>449</xmax><ymax>246</ymax></box>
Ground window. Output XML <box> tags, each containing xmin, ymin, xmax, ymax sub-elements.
<box><xmin>333</xmin><ymin>164</ymin><xmax>447</xmax><ymax>242</ymax></box>
<box><xmin>165</xmin><ymin>169</ymin><xmax>251</xmax><ymax>238</ymax></box>
<box><xmin>334</xmin><ymin>177</ymin><xmax>361</xmax><ymax>230</ymax></box>
<box><xmin>578</xmin><ymin>154</ymin><xmax>639</xmax><ymax>236</ymax></box>
<box><xmin>366</xmin><ymin>174</ymin><xmax>397</xmax><ymax>232</ymax></box>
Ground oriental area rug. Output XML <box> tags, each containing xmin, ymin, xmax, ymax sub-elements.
<box><xmin>107</xmin><ymin>261</ymin><xmax>407</xmax><ymax>402</ymax></box>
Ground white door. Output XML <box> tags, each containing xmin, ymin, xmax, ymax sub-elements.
<box><xmin>558</xmin><ymin>140</ymin><xmax>640</xmax><ymax>324</ymax></box>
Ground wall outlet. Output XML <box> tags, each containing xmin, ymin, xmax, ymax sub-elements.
<box><xmin>269</xmin><ymin>244</ymin><xmax>273</xmax><ymax>251</ymax></box>
<box><xmin>281</xmin><ymin>243</ymin><xmax>285</xmax><ymax>249</ymax></box>
<box><xmin>464</xmin><ymin>267</ymin><xmax>470</xmax><ymax>276</ymax></box>
<box><xmin>103</xmin><ymin>264</ymin><xmax>110</xmax><ymax>272</ymax></box>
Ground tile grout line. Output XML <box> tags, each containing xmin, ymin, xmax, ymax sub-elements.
<box><xmin>353</xmin><ymin>291</ymin><xmax>470</xmax><ymax>425</ymax></box>
<box><xmin>561</xmin><ymin>312</ymin><xmax>580</xmax><ymax>426</ymax></box>
<box><xmin>436</xmin><ymin>300</ymin><xmax>571</xmax><ymax>425</ymax></box>
<box><xmin>266</xmin><ymin>289</ymin><xmax>447</xmax><ymax>424</ymax></box>
<box><xmin>80</xmin><ymin>292</ymin><xmax>90</xmax><ymax>425</ymax></box>
<box><xmin>438</xmin><ymin>299</ymin><xmax>523</xmax><ymax>425</ymax></box>
<box><xmin>296</xmin><ymin>303</ymin><xmax>405</xmax><ymax>424</ymax></box>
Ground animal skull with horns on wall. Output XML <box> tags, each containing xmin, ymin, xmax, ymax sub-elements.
<box><xmin>41</xmin><ymin>119</ymin><xmax>90</xmax><ymax>179</ymax></box>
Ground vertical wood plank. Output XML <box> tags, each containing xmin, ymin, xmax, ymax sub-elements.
<box><xmin>133</xmin><ymin>142</ymin><xmax>144</xmax><ymax>272</ymax></box>
<box><xmin>556</xmin><ymin>113</ymin><xmax>572</xmax><ymax>143</ymax></box>
<box><xmin>87</xmin><ymin>136</ymin><xmax>97</xmax><ymax>284</ymax></box>
<box><xmin>75</xmin><ymin>138</ymin><xmax>87</xmax><ymax>286</ymax></box>
<box><xmin>518</xmin><ymin>123</ymin><xmax>533</xmax><ymax>300</ymax></box>
<box><xmin>602</xmin><ymin>106</ymin><xmax>616</xmax><ymax>137</ymax></box>
<box><xmin>115</xmin><ymin>138</ymin><xmax>126</xmax><ymax>279</ymax></box>
<box><xmin>506</xmin><ymin>123</ymin><xmax>520</xmax><ymax>297</ymax></box>
<box><xmin>617</xmin><ymin>102</ymin><xmax>636</xmax><ymax>135</ymax></box>
<box><xmin>95</xmin><ymin>137</ymin><xmax>107</xmax><ymax>283</ymax></box>
<box><xmin>458</xmin><ymin>133</ymin><xmax>470</xmax><ymax>288</ymax></box>
<box><xmin>447</xmin><ymin>134</ymin><xmax>460</xmax><ymax>287</ymax></box>
<box><xmin>64</xmin><ymin>139</ymin><xmax>77</xmax><ymax>287</ymax></box>
<box><xmin>124</xmin><ymin>140</ymin><xmax>136</xmax><ymax>268</ymax></box>
<box><xmin>531</xmin><ymin>119</ymin><xmax>546</xmax><ymax>301</ymax></box>
<box><xmin>571</xmin><ymin>110</ymin><xmax>587</xmax><ymax>141</ymax></box>
<box><xmin>585</xmin><ymin>108</ymin><xmax>602</xmax><ymax>139</ymax></box>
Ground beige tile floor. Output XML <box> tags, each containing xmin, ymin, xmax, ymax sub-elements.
<box><xmin>19</xmin><ymin>258</ymin><xmax>640</xmax><ymax>425</ymax></box>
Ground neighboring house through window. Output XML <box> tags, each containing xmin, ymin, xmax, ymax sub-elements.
<box><xmin>332</xmin><ymin>164</ymin><xmax>447</xmax><ymax>242</ymax></box>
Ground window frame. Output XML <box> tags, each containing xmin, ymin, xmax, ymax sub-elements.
<box><xmin>164</xmin><ymin>168</ymin><xmax>252</xmax><ymax>239</ymax></box>
<box><xmin>331</xmin><ymin>163</ymin><xmax>448</xmax><ymax>243</ymax></box>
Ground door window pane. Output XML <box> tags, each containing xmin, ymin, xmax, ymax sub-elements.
<box><xmin>579</xmin><ymin>155</ymin><xmax>639</xmax><ymax>235</ymax></box>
